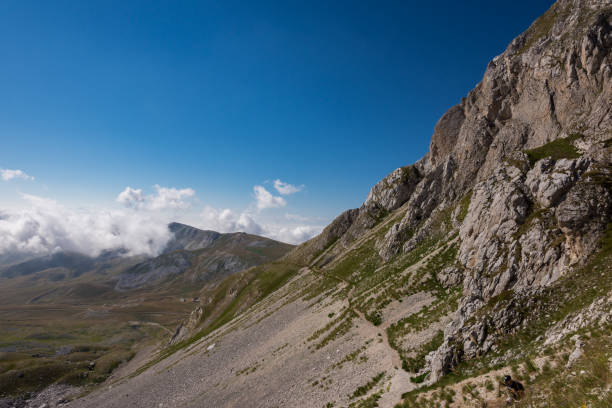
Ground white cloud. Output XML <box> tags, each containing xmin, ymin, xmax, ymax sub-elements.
<box><xmin>273</xmin><ymin>179</ymin><xmax>303</xmax><ymax>195</ymax></box>
<box><xmin>116</xmin><ymin>187</ymin><xmax>144</xmax><ymax>208</ymax></box>
<box><xmin>285</xmin><ymin>213</ymin><xmax>309</xmax><ymax>222</ymax></box>
<box><xmin>268</xmin><ymin>225</ymin><xmax>322</xmax><ymax>244</ymax></box>
<box><xmin>200</xmin><ymin>206</ymin><xmax>264</xmax><ymax>235</ymax></box>
<box><xmin>149</xmin><ymin>185</ymin><xmax>195</xmax><ymax>210</ymax></box>
<box><xmin>116</xmin><ymin>185</ymin><xmax>195</xmax><ymax>210</ymax></box>
<box><xmin>1</xmin><ymin>169</ymin><xmax>34</xmax><ymax>181</ymax></box>
<box><xmin>254</xmin><ymin>185</ymin><xmax>286</xmax><ymax>210</ymax></box>
<box><xmin>0</xmin><ymin>178</ymin><xmax>322</xmax><ymax>260</ymax></box>
<box><xmin>0</xmin><ymin>194</ymin><xmax>172</xmax><ymax>257</ymax></box>
<box><xmin>199</xmin><ymin>205</ymin><xmax>322</xmax><ymax>244</ymax></box>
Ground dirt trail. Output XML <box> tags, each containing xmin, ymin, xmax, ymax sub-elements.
<box><xmin>307</xmin><ymin>266</ymin><xmax>404</xmax><ymax>378</ymax></box>
<box><xmin>306</xmin><ymin>236</ymin><xmax>457</xmax><ymax>407</ymax></box>
<box><xmin>308</xmin><ymin>265</ymin><xmax>413</xmax><ymax>407</ymax></box>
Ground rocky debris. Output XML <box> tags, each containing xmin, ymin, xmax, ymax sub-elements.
<box><xmin>0</xmin><ymin>396</ymin><xmax>26</xmax><ymax>408</ymax></box>
<box><xmin>55</xmin><ymin>346</ymin><xmax>73</xmax><ymax>356</ymax></box>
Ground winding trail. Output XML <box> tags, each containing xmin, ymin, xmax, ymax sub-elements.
<box><xmin>307</xmin><ymin>266</ymin><xmax>403</xmax><ymax>370</ymax></box>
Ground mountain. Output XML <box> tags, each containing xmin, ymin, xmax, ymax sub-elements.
<box><xmin>4</xmin><ymin>1</ymin><xmax>611</xmax><ymax>407</ymax></box>
<box><xmin>115</xmin><ymin>223</ymin><xmax>294</xmax><ymax>290</ymax></box>
<box><xmin>164</xmin><ymin>222</ymin><xmax>223</xmax><ymax>252</ymax></box>
<box><xmin>0</xmin><ymin>223</ymin><xmax>293</xmax><ymax>402</ymax></box>
<box><xmin>0</xmin><ymin>223</ymin><xmax>293</xmax><ymax>295</ymax></box>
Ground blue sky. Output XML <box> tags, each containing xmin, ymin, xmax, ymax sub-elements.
<box><xmin>0</xmin><ymin>0</ymin><xmax>553</xmax><ymax>248</ymax></box>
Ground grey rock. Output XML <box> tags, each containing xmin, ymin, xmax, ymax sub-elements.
<box><xmin>364</xmin><ymin>165</ymin><xmax>421</xmax><ymax>212</ymax></box>
<box><xmin>169</xmin><ymin>306</ymin><xmax>204</xmax><ymax>345</ymax></box>
<box><xmin>566</xmin><ymin>337</ymin><xmax>585</xmax><ymax>367</ymax></box>
<box><xmin>525</xmin><ymin>157</ymin><xmax>590</xmax><ymax>207</ymax></box>
<box><xmin>438</xmin><ymin>267</ymin><xmax>463</xmax><ymax>288</ymax></box>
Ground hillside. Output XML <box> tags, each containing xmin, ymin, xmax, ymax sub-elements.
<box><xmin>0</xmin><ymin>224</ymin><xmax>293</xmax><ymax>404</ymax></box>
<box><xmin>116</xmin><ymin>223</ymin><xmax>294</xmax><ymax>291</ymax></box>
<box><xmin>4</xmin><ymin>0</ymin><xmax>611</xmax><ymax>407</ymax></box>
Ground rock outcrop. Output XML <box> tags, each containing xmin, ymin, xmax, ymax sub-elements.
<box><xmin>169</xmin><ymin>306</ymin><xmax>204</xmax><ymax>345</ymax></box>
<box><xmin>315</xmin><ymin>0</ymin><xmax>612</xmax><ymax>383</ymax></box>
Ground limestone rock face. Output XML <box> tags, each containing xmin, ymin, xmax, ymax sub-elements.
<box><xmin>420</xmin><ymin>0</ymin><xmax>612</xmax><ymax>381</ymax></box>
<box><xmin>364</xmin><ymin>166</ymin><xmax>422</xmax><ymax>212</ymax></box>
<box><xmin>459</xmin><ymin>166</ymin><xmax>529</xmax><ymax>289</ymax></box>
<box><xmin>285</xmin><ymin>208</ymin><xmax>359</xmax><ymax>265</ymax></box>
<box><xmin>427</xmin><ymin>105</ymin><xmax>466</xmax><ymax>170</ymax></box>
<box><xmin>557</xmin><ymin>177</ymin><xmax>612</xmax><ymax>233</ymax></box>
<box><xmin>438</xmin><ymin>266</ymin><xmax>463</xmax><ymax>288</ymax></box>
<box><xmin>525</xmin><ymin>157</ymin><xmax>590</xmax><ymax>208</ymax></box>
<box><xmin>429</xmin><ymin>158</ymin><xmax>610</xmax><ymax>380</ymax></box>
<box><xmin>295</xmin><ymin>0</ymin><xmax>612</xmax><ymax>387</ymax></box>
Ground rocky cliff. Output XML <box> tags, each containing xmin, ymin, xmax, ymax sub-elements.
<box><xmin>64</xmin><ymin>1</ymin><xmax>611</xmax><ymax>407</ymax></box>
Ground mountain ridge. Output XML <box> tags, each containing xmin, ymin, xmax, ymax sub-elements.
<box><xmin>4</xmin><ymin>1</ymin><xmax>611</xmax><ymax>407</ymax></box>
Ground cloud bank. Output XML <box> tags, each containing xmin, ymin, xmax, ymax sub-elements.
<box><xmin>0</xmin><ymin>194</ymin><xmax>172</xmax><ymax>258</ymax></box>
<box><xmin>199</xmin><ymin>205</ymin><xmax>322</xmax><ymax>245</ymax></box>
<box><xmin>116</xmin><ymin>187</ymin><xmax>144</xmax><ymax>208</ymax></box>
<box><xmin>200</xmin><ymin>206</ymin><xmax>264</xmax><ymax>235</ymax></box>
<box><xmin>1</xmin><ymin>168</ymin><xmax>34</xmax><ymax>181</ymax></box>
<box><xmin>0</xmin><ymin>178</ymin><xmax>323</xmax><ymax>259</ymax></box>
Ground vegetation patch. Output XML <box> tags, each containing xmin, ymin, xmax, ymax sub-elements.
<box><xmin>235</xmin><ymin>360</ymin><xmax>261</xmax><ymax>376</ymax></box>
<box><xmin>396</xmin><ymin>223</ymin><xmax>612</xmax><ymax>406</ymax></box>
<box><xmin>401</xmin><ymin>330</ymin><xmax>444</xmax><ymax>373</ymax></box>
<box><xmin>456</xmin><ymin>191</ymin><xmax>472</xmax><ymax>223</ymax></box>
<box><xmin>315</xmin><ymin>309</ymin><xmax>357</xmax><ymax>350</ymax></box>
<box><xmin>513</xmin><ymin>332</ymin><xmax>612</xmax><ymax>407</ymax></box>
<box><xmin>410</xmin><ymin>372</ymin><xmax>429</xmax><ymax>384</ymax></box>
<box><xmin>349</xmin><ymin>391</ymin><xmax>383</xmax><ymax>408</ymax></box>
<box><xmin>329</xmin><ymin>345</ymin><xmax>367</xmax><ymax>371</ymax></box>
<box><xmin>0</xmin><ymin>345</ymin><xmax>134</xmax><ymax>396</ymax></box>
<box><xmin>517</xmin><ymin>1</ymin><xmax>569</xmax><ymax>55</ymax></box>
<box><xmin>366</xmin><ymin>310</ymin><xmax>383</xmax><ymax>326</ymax></box>
<box><xmin>349</xmin><ymin>372</ymin><xmax>385</xmax><ymax>399</ymax></box>
<box><xmin>524</xmin><ymin>133</ymin><xmax>582</xmax><ymax>166</ymax></box>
